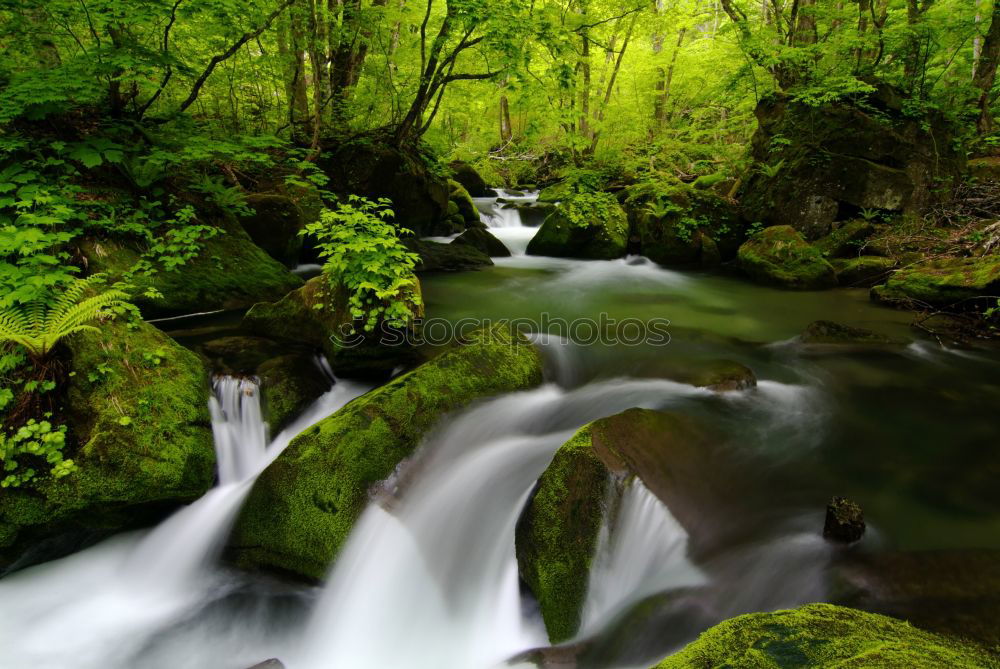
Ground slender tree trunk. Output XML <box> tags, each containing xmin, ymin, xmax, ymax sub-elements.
<box><xmin>289</xmin><ymin>5</ymin><xmax>311</xmax><ymax>140</ymax></box>
<box><xmin>655</xmin><ymin>28</ymin><xmax>685</xmax><ymax>125</ymax></box>
<box><xmin>499</xmin><ymin>93</ymin><xmax>513</xmax><ymax>143</ymax></box>
<box><xmin>973</xmin><ymin>0</ymin><xmax>1000</xmax><ymax>134</ymax></box>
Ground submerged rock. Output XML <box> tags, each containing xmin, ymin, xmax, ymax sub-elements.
<box><xmin>526</xmin><ymin>195</ymin><xmax>628</xmax><ymax>260</ymax></box>
<box><xmin>800</xmin><ymin>320</ymin><xmax>904</xmax><ymax>352</ymax></box>
<box><xmin>650</xmin><ymin>603</ymin><xmax>993</xmax><ymax>668</ymax></box>
<box><xmin>871</xmin><ymin>256</ymin><xmax>1000</xmax><ymax>309</ymax></box>
<box><xmin>229</xmin><ymin>326</ymin><xmax>544</xmax><ymax>581</ymax></box>
<box><xmin>404</xmin><ymin>238</ymin><xmax>493</xmax><ymax>272</ymax></box>
<box><xmin>687</xmin><ymin>359</ymin><xmax>757</xmax><ymax>392</ymax></box>
<box><xmin>245</xmin><ymin>660</ymin><xmax>284</xmax><ymax>669</ymax></box>
<box><xmin>516</xmin><ymin>408</ymin><xmax>722</xmax><ymax>643</ymax></box>
<box><xmin>242</xmin><ymin>276</ymin><xmax>421</xmax><ymax>380</ymax></box>
<box><xmin>0</xmin><ymin>319</ymin><xmax>214</xmax><ymax>572</ymax></box>
<box><xmin>452</xmin><ymin>227</ymin><xmax>511</xmax><ymax>257</ymax></box>
<box><xmin>823</xmin><ymin>496</ymin><xmax>865</xmax><ymax>543</ymax></box>
<box><xmin>82</xmin><ymin>213</ymin><xmax>302</xmax><ymax>319</ymax></box>
<box><xmin>737</xmin><ymin>226</ymin><xmax>837</xmax><ymax>289</ymax></box>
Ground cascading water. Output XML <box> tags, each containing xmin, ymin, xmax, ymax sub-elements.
<box><xmin>0</xmin><ymin>374</ymin><xmax>369</xmax><ymax>669</ymax></box>
<box><xmin>473</xmin><ymin>189</ymin><xmax>542</xmax><ymax>256</ymax></box>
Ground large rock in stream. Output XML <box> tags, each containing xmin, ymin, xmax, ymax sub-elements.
<box><xmin>0</xmin><ymin>319</ymin><xmax>215</xmax><ymax>573</ymax></box>
<box><xmin>228</xmin><ymin>326</ymin><xmax>544</xmax><ymax>581</ymax></box>
<box><xmin>526</xmin><ymin>192</ymin><xmax>628</xmax><ymax>260</ymax></box>
<box><xmin>737</xmin><ymin>225</ymin><xmax>837</xmax><ymax>289</ymax></box>
<box><xmin>649</xmin><ymin>603</ymin><xmax>994</xmax><ymax>668</ymax></box>
<box><xmin>515</xmin><ymin>408</ymin><xmax>739</xmax><ymax>643</ymax></box>
<box><xmin>871</xmin><ymin>256</ymin><xmax>1000</xmax><ymax>310</ymax></box>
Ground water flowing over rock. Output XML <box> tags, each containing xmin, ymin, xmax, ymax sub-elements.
<box><xmin>228</xmin><ymin>325</ymin><xmax>545</xmax><ymax>581</ymax></box>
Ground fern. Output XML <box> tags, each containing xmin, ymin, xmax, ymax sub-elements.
<box><xmin>0</xmin><ymin>276</ymin><xmax>128</xmax><ymax>360</ymax></box>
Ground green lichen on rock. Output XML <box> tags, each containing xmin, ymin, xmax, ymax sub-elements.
<box><xmin>516</xmin><ymin>425</ymin><xmax>609</xmax><ymax>644</ymax></box>
<box><xmin>84</xmin><ymin>212</ymin><xmax>302</xmax><ymax>318</ymax></box>
<box><xmin>814</xmin><ymin>220</ymin><xmax>876</xmax><ymax>259</ymax></box>
<box><xmin>871</xmin><ymin>256</ymin><xmax>1000</xmax><ymax>309</ymax></box>
<box><xmin>257</xmin><ymin>354</ymin><xmax>330</xmax><ymax>434</ymax></box>
<box><xmin>229</xmin><ymin>325</ymin><xmax>544</xmax><ymax>581</ymax></box>
<box><xmin>738</xmin><ymin>225</ymin><xmax>837</xmax><ymax>289</ymax></box>
<box><xmin>651</xmin><ymin>603</ymin><xmax>995</xmax><ymax>668</ymax></box>
<box><xmin>0</xmin><ymin>319</ymin><xmax>214</xmax><ymax>570</ymax></box>
<box><xmin>833</xmin><ymin>256</ymin><xmax>897</xmax><ymax>287</ymax></box>
<box><xmin>526</xmin><ymin>191</ymin><xmax>628</xmax><ymax>260</ymax></box>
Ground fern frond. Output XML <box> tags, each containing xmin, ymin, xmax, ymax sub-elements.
<box><xmin>45</xmin><ymin>289</ymin><xmax>127</xmax><ymax>340</ymax></box>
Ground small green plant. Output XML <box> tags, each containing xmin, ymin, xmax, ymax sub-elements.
<box><xmin>0</xmin><ymin>275</ymin><xmax>128</xmax><ymax>362</ymax></box>
<box><xmin>756</xmin><ymin>159</ymin><xmax>785</xmax><ymax>178</ymax></box>
<box><xmin>301</xmin><ymin>196</ymin><xmax>421</xmax><ymax>332</ymax></box>
<box><xmin>0</xmin><ymin>418</ymin><xmax>76</xmax><ymax>488</ymax></box>
<box><xmin>859</xmin><ymin>207</ymin><xmax>882</xmax><ymax>222</ymax></box>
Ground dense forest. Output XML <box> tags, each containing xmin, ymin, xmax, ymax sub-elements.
<box><xmin>1</xmin><ymin>0</ymin><xmax>1000</xmax><ymax>668</ymax></box>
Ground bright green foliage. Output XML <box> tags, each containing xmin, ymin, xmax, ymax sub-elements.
<box><xmin>0</xmin><ymin>419</ymin><xmax>75</xmax><ymax>489</ymax></box>
<box><xmin>301</xmin><ymin>196</ymin><xmax>421</xmax><ymax>331</ymax></box>
<box><xmin>558</xmin><ymin>191</ymin><xmax>627</xmax><ymax>237</ymax></box>
<box><xmin>0</xmin><ymin>275</ymin><xmax>128</xmax><ymax>360</ymax></box>
<box><xmin>652</xmin><ymin>603</ymin><xmax>996</xmax><ymax>668</ymax></box>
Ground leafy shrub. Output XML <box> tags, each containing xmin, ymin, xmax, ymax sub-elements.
<box><xmin>558</xmin><ymin>190</ymin><xmax>626</xmax><ymax>236</ymax></box>
<box><xmin>300</xmin><ymin>196</ymin><xmax>421</xmax><ymax>331</ymax></box>
<box><xmin>0</xmin><ymin>418</ymin><xmax>75</xmax><ymax>488</ymax></box>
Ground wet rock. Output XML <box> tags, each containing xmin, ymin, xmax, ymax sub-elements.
<box><xmin>452</xmin><ymin>227</ymin><xmax>511</xmax><ymax>257</ymax></box>
<box><xmin>229</xmin><ymin>326</ymin><xmax>544</xmax><ymax>581</ymax></box>
<box><xmin>238</xmin><ymin>194</ymin><xmax>304</xmax><ymax>265</ymax></box>
<box><xmin>832</xmin><ymin>549</ymin><xmax>1000</xmax><ymax>648</ymax></box>
<box><xmin>256</xmin><ymin>354</ymin><xmax>329</xmax><ymax>434</ymax></box>
<box><xmin>403</xmin><ymin>238</ymin><xmax>493</xmax><ymax>272</ymax></box>
<box><xmin>823</xmin><ymin>496</ymin><xmax>865</xmax><ymax>543</ymax></box>
<box><xmin>448</xmin><ymin>160</ymin><xmax>491</xmax><ymax>197</ymax></box>
<box><xmin>740</xmin><ymin>87</ymin><xmax>965</xmax><ymax>240</ymax></box>
<box><xmin>447</xmin><ymin>179</ymin><xmax>484</xmax><ymax>228</ymax></box>
<box><xmin>833</xmin><ymin>256</ymin><xmax>897</xmax><ymax>287</ymax></box>
<box><xmin>737</xmin><ymin>225</ymin><xmax>837</xmax><ymax>289</ymax></box>
<box><xmin>871</xmin><ymin>256</ymin><xmax>1000</xmax><ymax>310</ymax></box>
<box><xmin>814</xmin><ymin>220</ymin><xmax>876</xmax><ymax>259</ymax></box>
<box><xmin>688</xmin><ymin>359</ymin><xmax>757</xmax><ymax>392</ymax></box>
<box><xmin>0</xmin><ymin>319</ymin><xmax>214</xmax><ymax>573</ymax></box>
<box><xmin>197</xmin><ymin>336</ymin><xmax>286</xmax><ymax>373</ymax></box>
<box><xmin>526</xmin><ymin>195</ymin><xmax>628</xmax><ymax>260</ymax></box>
<box><xmin>649</xmin><ymin>603</ymin><xmax>993</xmax><ymax>668</ymax></box>
<box><xmin>800</xmin><ymin>320</ymin><xmax>904</xmax><ymax>352</ymax></box>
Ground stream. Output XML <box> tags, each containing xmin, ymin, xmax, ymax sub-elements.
<box><xmin>1</xmin><ymin>190</ymin><xmax>1000</xmax><ymax>669</ymax></box>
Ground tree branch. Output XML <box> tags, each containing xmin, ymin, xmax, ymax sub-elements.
<box><xmin>136</xmin><ymin>0</ymin><xmax>185</xmax><ymax>119</ymax></box>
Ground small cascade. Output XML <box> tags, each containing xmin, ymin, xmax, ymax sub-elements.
<box><xmin>578</xmin><ymin>479</ymin><xmax>707</xmax><ymax>636</ymax></box>
<box><xmin>210</xmin><ymin>376</ymin><xmax>268</xmax><ymax>484</ymax></box>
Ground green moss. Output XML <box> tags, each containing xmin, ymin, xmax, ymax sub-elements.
<box><xmin>738</xmin><ymin>226</ymin><xmax>837</xmax><ymax>290</ymax></box>
<box><xmin>84</xmin><ymin>213</ymin><xmax>302</xmax><ymax>318</ymax></box>
<box><xmin>651</xmin><ymin>603</ymin><xmax>995</xmax><ymax>668</ymax></box>
<box><xmin>516</xmin><ymin>425</ymin><xmax>609</xmax><ymax>643</ymax></box>
<box><xmin>257</xmin><ymin>354</ymin><xmax>329</xmax><ymax>434</ymax></box>
<box><xmin>871</xmin><ymin>256</ymin><xmax>1000</xmax><ymax>309</ymax></box>
<box><xmin>229</xmin><ymin>325</ymin><xmax>544</xmax><ymax>581</ymax></box>
<box><xmin>448</xmin><ymin>179</ymin><xmax>481</xmax><ymax>226</ymax></box>
<box><xmin>814</xmin><ymin>220</ymin><xmax>876</xmax><ymax>259</ymax></box>
<box><xmin>833</xmin><ymin>256</ymin><xmax>896</xmax><ymax>287</ymax></box>
<box><xmin>526</xmin><ymin>195</ymin><xmax>628</xmax><ymax>260</ymax></box>
<box><xmin>0</xmin><ymin>319</ymin><xmax>214</xmax><ymax>569</ymax></box>
<box><xmin>538</xmin><ymin>180</ymin><xmax>572</xmax><ymax>203</ymax></box>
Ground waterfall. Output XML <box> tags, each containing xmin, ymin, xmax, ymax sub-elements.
<box><xmin>297</xmin><ymin>376</ymin><xmax>715</xmax><ymax>669</ymax></box>
<box><xmin>471</xmin><ymin>190</ymin><xmax>542</xmax><ymax>256</ymax></box>
<box><xmin>0</xmin><ymin>374</ymin><xmax>370</xmax><ymax>669</ymax></box>
<box><xmin>578</xmin><ymin>479</ymin><xmax>707</xmax><ymax>636</ymax></box>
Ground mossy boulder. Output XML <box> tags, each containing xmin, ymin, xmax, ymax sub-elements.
<box><xmin>624</xmin><ymin>184</ymin><xmax>742</xmax><ymax>266</ymax></box>
<box><xmin>526</xmin><ymin>194</ymin><xmax>628</xmax><ymax>260</ymax></box>
<box><xmin>237</xmin><ymin>194</ymin><xmax>305</xmax><ymax>265</ymax></box>
<box><xmin>516</xmin><ymin>409</ymin><xmax>722</xmax><ymax>643</ymax></box>
<box><xmin>814</xmin><ymin>220</ymin><xmax>876</xmax><ymax>259</ymax></box>
<box><xmin>449</xmin><ymin>160</ymin><xmax>491</xmax><ymax>197</ymax></box>
<box><xmin>833</xmin><ymin>256</ymin><xmax>897</xmax><ymax>287</ymax></box>
<box><xmin>870</xmin><ymin>256</ymin><xmax>1000</xmax><ymax>309</ymax></box>
<box><xmin>650</xmin><ymin>603</ymin><xmax>994</xmax><ymax>668</ymax></box>
<box><xmin>737</xmin><ymin>226</ymin><xmax>837</xmax><ymax>289</ymax></box>
<box><xmin>83</xmin><ymin>213</ymin><xmax>302</xmax><ymax>319</ymax></box>
<box><xmin>196</xmin><ymin>336</ymin><xmax>287</xmax><ymax>373</ymax></box>
<box><xmin>0</xmin><ymin>319</ymin><xmax>214</xmax><ymax>572</ymax></box>
<box><xmin>257</xmin><ymin>354</ymin><xmax>330</xmax><ymax>434</ymax></box>
<box><xmin>242</xmin><ymin>276</ymin><xmax>421</xmax><ymax>379</ymax></box>
<box><xmin>453</xmin><ymin>227</ymin><xmax>511</xmax><ymax>257</ymax></box>
<box><xmin>740</xmin><ymin>87</ymin><xmax>965</xmax><ymax>240</ymax></box>
<box><xmin>448</xmin><ymin>179</ymin><xmax>484</xmax><ymax>228</ymax></box>
<box><xmin>228</xmin><ymin>326</ymin><xmax>544</xmax><ymax>580</ymax></box>
<box><xmin>404</xmin><ymin>238</ymin><xmax>493</xmax><ymax>272</ymax></box>
<box><xmin>538</xmin><ymin>180</ymin><xmax>571</xmax><ymax>203</ymax></box>
<box><xmin>686</xmin><ymin>359</ymin><xmax>757</xmax><ymax>392</ymax></box>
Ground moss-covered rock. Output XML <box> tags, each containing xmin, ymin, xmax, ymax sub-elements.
<box><xmin>624</xmin><ymin>183</ymin><xmax>742</xmax><ymax>266</ymax></box>
<box><xmin>242</xmin><ymin>276</ymin><xmax>421</xmax><ymax>379</ymax></box>
<box><xmin>814</xmin><ymin>220</ymin><xmax>876</xmax><ymax>259</ymax></box>
<box><xmin>686</xmin><ymin>359</ymin><xmax>757</xmax><ymax>392</ymax></box>
<box><xmin>404</xmin><ymin>238</ymin><xmax>494</xmax><ymax>272</ymax></box>
<box><xmin>800</xmin><ymin>320</ymin><xmax>904</xmax><ymax>351</ymax></box>
<box><xmin>83</xmin><ymin>213</ymin><xmax>302</xmax><ymax>319</ymax></box>
<box><xmin>449</xmin><ymin>160</ymin><xmax>491</xmax><ymax>197</ymax></box>
<box><xmin>740</xmin><ymin>87</ymin><xmax>965</xmax><ymax>240</ymax></box>
<box><xmin>650</xmin><ymin>603</ymin><xmax>994</xmax><ymax>668</ymax></box>
<box><xmin>870</xmin><ymin>256</ymin><xmax>1000</xmax><ymax>309</ymax></box>
<box><xmin>526</xmin><ymin>193</ymin><xmax>628</xmax><ymax>260</ymax></box>
<box><xmin>516</xmin><ymin>409</ymin><xmax>720</xmax><ymax>643</ymax></box>
<box><xmin>196</xmin><ymin>336</ymin><xmax>287</xmax><ymax>373</ymax></box>
<box><xmin>833</xmin><ymin>256</ymin><xmax>897</xmax><ymax>287</ymax></box>
<box><xmin>237</xmin><ymin>194</ymin><xmax>305</xmax><ymax>265</ymax></box>
<box><xmin>453</xmin><ymin>227</ymin><xmax>511</xmax><ymax>257</ymax></box>
<box><xmin>538</xmin><ymin>180</ymin><xmax>571</xmax><ymax>203</ymax></box>
<box><xmin>737</xmin><ymin>226</ymin><xmax>837</xmax><ymax>289</ymax></box>
<box><xmin>257</xmin><ymin>354</ymin><xmax>329</xmax><ymax>434</ymax></box>
<box><xmin>228</xmin><ymin>326</ymin><xmax>544</xmax><ymax>580</ymax></box>
<box><xmin>0</xmin><ymin>319</ymin><xmax>214</xmax><ymax>572</ymax></box>
<box><xmin>448</xmin><ymin>179</ymin><xmax>484</xmax><ymax>228</ymax></box>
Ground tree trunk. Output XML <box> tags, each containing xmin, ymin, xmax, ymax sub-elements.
<box><xmin>973</xmin><ymin>0</ymin><xmax>1000</xmax><ymax>134</ymax></box>
<box><xmin>500</xmin><ymin>94</ymin><xmax>513</xmax><ymax>143</ymax></box>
